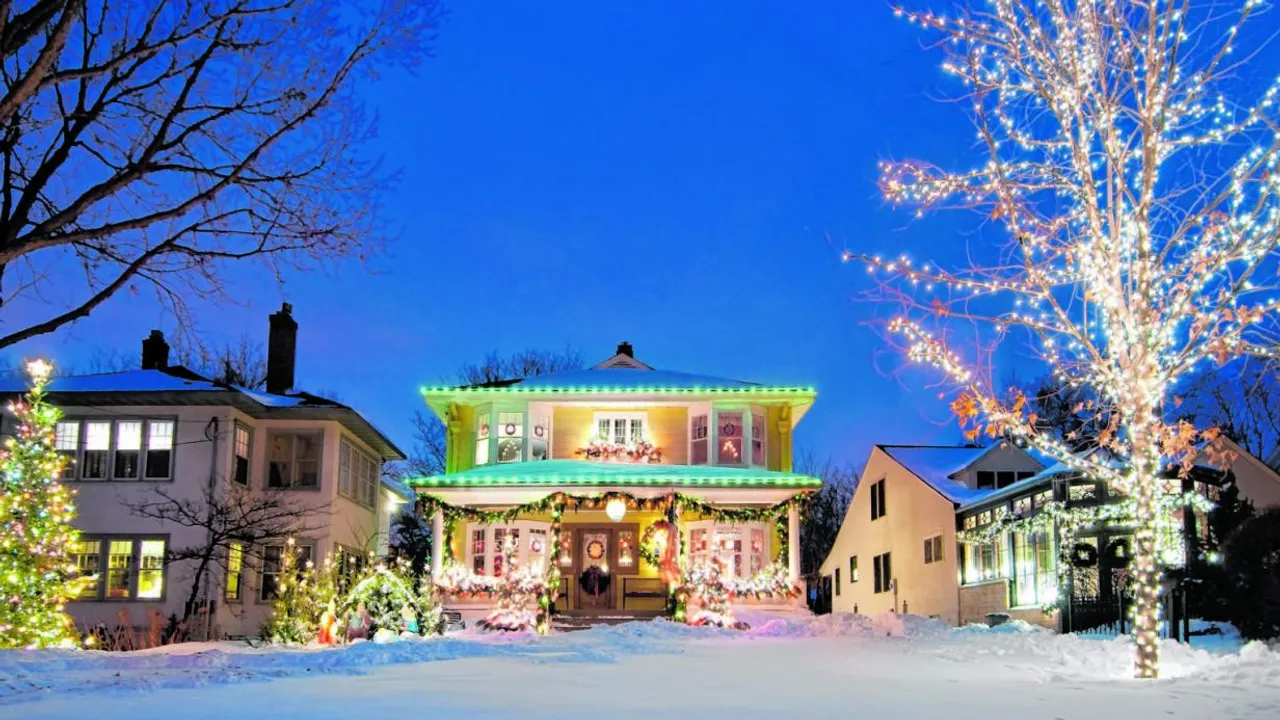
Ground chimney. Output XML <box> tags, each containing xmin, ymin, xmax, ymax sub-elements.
<box><xmin>141</xmin><ymin>330</ymin><xmax>169</xmax><ymax>370</ymax></box>
<box><xmin>616</xmin><ymin>341</ymin><xmax>634</xmax><ymax>358</ymax></box>
<box><xmin>266</xmin><ymin>302</ymin><xmax>297</xmax><ymax>395</ymax></box>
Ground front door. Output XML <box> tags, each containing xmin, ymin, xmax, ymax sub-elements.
<box><xmin>578</xmin><ymin>529</ymin><xmax>613</xmax><ymax>610</ymax></box>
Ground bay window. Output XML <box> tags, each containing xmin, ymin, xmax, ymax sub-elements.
<box><xmin>716</xmin><ymin>412</ymin><xmax>744</xmax><ymax>464</ymax></box>
<box><xmin>465</xmin><ymin>521</ymin><xmax>553</xmax><ymax>576</ymax></box>
<box><xmin>685</xmin><ymin>521</ymin><xmax>770</xmax><ymax>579</ymax></box>
<box><xmin>709</xmin><ymin>408</ymin><xmax>768</xmax><ymax>467</ymax></box>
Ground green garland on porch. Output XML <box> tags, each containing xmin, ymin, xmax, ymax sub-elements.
<box><xmin>417</xmin><ymin>490</ymin><xmax>806</xmax><ymax>634</ymax></box>
<box><xmin>956</xmin><ymin>491</ymin><xmax>1215</xmax><ymax>612</ymax></box>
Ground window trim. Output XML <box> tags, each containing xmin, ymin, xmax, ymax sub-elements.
<box><xmin>52</xmin><ymin>417</ymin><xmax>177</xmax><ymax>482</ymax></box>
<box><xmin>264</xmin><ymin>430</ymin><xmax>323</xmax><ymax>491</ymax></box>
<box><xmin>68</xmin><ymin>534</ymin><xmax>169</xmax><ymax>602</ymax></box>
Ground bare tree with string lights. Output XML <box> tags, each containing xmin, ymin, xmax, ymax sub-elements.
<box><xmin>852</xmin><ymin>1</ymin><xmax>1280</xmax><ymax>678</ymax></box>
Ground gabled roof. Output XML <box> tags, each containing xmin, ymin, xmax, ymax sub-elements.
<box><xmin>877</xmin><ymin>441</ymin><xmax>1042</xmax><ymax>506</ymax></box>
<box><xmin>0</xmin><ymin>368</ymin><xmax>405</xmax><ymax>462</ymax></box>
<box><xmin>406</xmin><ymin>460</ymin><xmax>822</xmax><ymax>490</ymax></box>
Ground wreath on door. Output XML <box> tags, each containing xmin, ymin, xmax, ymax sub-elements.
<box><xmin>1070</xmin><ymin>542</ymin><xmax>1099</xmax><ymax>568</ymax></box>
<box><xmin>579</xmin><ymin>565</ymin><xmax>612</xmax><ymax>597</ymax></box>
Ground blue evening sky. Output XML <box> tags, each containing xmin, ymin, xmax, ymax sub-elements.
<box><xmin>10</xmin><ymin>2</ymin><xmax>1216</xmax><ymax>467</ymax></box>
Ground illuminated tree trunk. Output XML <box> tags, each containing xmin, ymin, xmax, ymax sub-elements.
<box><xmin>1128</xmin><ymin>425</ymin><xmax>1163</xmax><ymax>679</ymax></box>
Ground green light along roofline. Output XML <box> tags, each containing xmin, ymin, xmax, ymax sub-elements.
<box><xmin>404</xmin><ymin>461</ymin><xmax>823</xmax><ymax>490</ymax></box>
<box><xmin>419</xmin><ymin>384</ymin><xmax>817</xmax><ymax>396</ymax></box>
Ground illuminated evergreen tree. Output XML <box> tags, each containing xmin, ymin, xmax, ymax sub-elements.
<box><xmin>859</xmin><ymin>1</ymin><xmax>1280</xmax><ymax>678</ymax></box>
<box><xmin>0</xmin><ymin>360</ymin><xmax>92</xmax><ymax>648</ymax></box>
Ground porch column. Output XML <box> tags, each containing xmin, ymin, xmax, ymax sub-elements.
<box><xmin>787</xmin><ymin>501</ymin><xmax>800</xmax><ymax>584</ymax></box>
<box><xmin>430</xmin><ymin>509</ymin><xmax>445</xmax><ymax>579</ymax></box>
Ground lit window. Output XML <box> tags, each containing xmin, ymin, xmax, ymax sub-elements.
<box><xmin>684</xmin><ymin>522</ymin><xmax>769</xmax><ymax>579</ymax></box>
<box><xmin>137</xmin><ymin>540</ymin><xmax>166</xmax><ymax>599</ymax></box>
<box><xmin>226</xmin><ymin>541</ymin><xmax>244</xmax><ymax>601</ymax></box>
<box><xmin>106</xmin><ymin>540</ymin><xmax>134</xmax><ymax>598</ymax></box>
<box><xmin>145</xmin><ymin>420</ymin><xmax>174</xmax><ymax>479</ymax></box>
<box><xmin>55</xmin><ymin>421</ymin><xmax>79</xmax><ymax>479</ymax></box>
<box><xmin>850</xmin><ymin>555</ymin><xmax>859</xmax><ymax>582</ymax></box>
<box><xmin>83</xmin><ymin>421</ymin><xmax>111</xmax><ymax>479</ymax></box>
<box><xmin>113</xmin><ymin>421</ymin><xmax>142</xmax><ymax>479</ymax></box>
<box><xmin>267</xmin><ymin>432</ymin><xmax>321</xmax><ymax>489</ymax></box>
<box><xmin>690</xmin><ymin>414</ymin><xmax>708</xmax><ymax>464</ymax></box>
<box><xmin>71</xmin><ymin>539</ymin><xmax>101</xmax><ymax>599</ymax></box>
<box><xmin>233</xmin><ymin>425</ymin><xmax>251</xmax><ymax>486</ymax></box>
<box><xmin>593</xmin><ymin>413</ymin><xmax>647</xmax><ymax>447</ymax></box>
<box><xmin>530</xmin><ymin>411</ymin><xmax>551</xmax><ymax>461</ymax></box>
<box><xmin>716</xmin><ymin>412</ymin><xmax>743</xmax><ymax>464</ymax></box>
<box><xmin>466</xmin><ymin>522</ymin><xmax>551</xmax><ymax>576</ymax></box>
<box><xmin>497</xmin><ymin>412</ymin><xmax>524</xmax><ymax>463</ymax></box>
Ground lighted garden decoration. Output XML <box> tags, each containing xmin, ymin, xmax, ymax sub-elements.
<box><xmin>858</xmin><ymin>1</ymin><xmax>1280</xmax><ymax>679</ymax></box>
<box><xmin>0</xmin><ymin>360</ymin><xmax>94</xmax><ymax>649</ymax></box>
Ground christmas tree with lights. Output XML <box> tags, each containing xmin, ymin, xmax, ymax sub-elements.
<box><xmin>0</xmin><ymin>360</ymin><xmax>91</xmax><ymax>648</ymax></box>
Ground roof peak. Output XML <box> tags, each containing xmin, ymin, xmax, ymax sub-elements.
<box><xmin>593</xmin><ymin>341</ymin><xmax>653</xmax><ymax>370</ymax></box>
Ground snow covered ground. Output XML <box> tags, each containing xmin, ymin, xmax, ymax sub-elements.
<box><xmin>2</xmin><ymin>613</ymin><xmax>1278</xmax><ymax>718</ymax></box>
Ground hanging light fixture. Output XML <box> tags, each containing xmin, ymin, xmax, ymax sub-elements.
<box><xmin>605</xmin><ymin>497</ymin><xmax>627</xmax><ymax>522</ymax></box>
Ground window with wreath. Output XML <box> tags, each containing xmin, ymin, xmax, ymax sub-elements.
<box><xmin>716</xmin><ymin>412</ymin><xmax>744</xmax><ymax>464</ymax></box>
<box><xmin>685</xmin><ymin>522</ymin><xmax>769</xmax><ymax>579</ymax></box>
<box><xmin>474</xmin><ymin>408</ymin><xmax>491</xmax><ymax>466</ymax></box>
<box><xmin>497</xmin><ymin>412</ymin><xmax>524</xmax><ymax>463</ymax></box>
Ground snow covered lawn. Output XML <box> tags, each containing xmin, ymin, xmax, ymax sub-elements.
<box><xmin>3</xmin><ymin>613</ymin><xmax>1278</xmax><ymax>718</ymax></box>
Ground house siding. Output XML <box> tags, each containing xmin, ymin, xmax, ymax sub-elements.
<box><xmin>551</xmin><ymin>405</ymin><xmax>689</xmax><ymax>464</ymax></box>
<box><xmin>820</xmin><ymin>447</ymin><xmax>961</xmax><ymax>624</ymax></box>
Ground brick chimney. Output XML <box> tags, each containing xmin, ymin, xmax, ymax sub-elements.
<box><xmin>266</xmin><ymin>303</ymin><xmax>297</xmax><ymax>395</ymax></box>
<box><xmin>141</xmin><ymin>330</ymin><xmax>169</xmax><ymax>370</ymax></box>
<box><xmin>616</xmin><ymin>341</ymin><xmax>634</xmax><ymax>358</ymax></box>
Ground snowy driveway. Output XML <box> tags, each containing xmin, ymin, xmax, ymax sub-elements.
<box><xmin>3</xmin><ymin>614</ymin><xmax>1278</xmax><ymax>719</ymax></box>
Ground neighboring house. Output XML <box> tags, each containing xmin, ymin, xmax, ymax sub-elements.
<box><xmin>412</xmin><ymin>343</ymin><xmax>820</xmax><ymax>622</ymax></box>
<box><xmin>0</xmin><ymin>304</ymin><xmax>406</xmax><ymax>638</ymax></box>
<box><xmin>820</xmin><ymin>437</ymin><xmax>1280</xmax><ymax>631</ymax></box>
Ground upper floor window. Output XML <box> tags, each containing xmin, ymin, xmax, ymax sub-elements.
<box><xmin>751</xmin><ymin>410</ymin><xmax>766</xmax><ymax>465</ymax></box>
<box><xmin>475</xmin><ymin>409</ymin><xmax>491</xmax><ymax>466</ymax></box>
<box><xmin>690</xmin><ymin>414</ymin><xmax>709</xmax><ymax>464</ymax></box>
<box><xmin>339</xmin><ymin>437</ymin><xmax>379</xmax><ymax>508</ymax></box>
<box><xmin>267</xmin><ymin>431</ymin><xmax>320</xmax><ymax>489</ymax></box>
<box><xmin>233</xmin><ymin>424</ymin><xmax>252</xmax><ymax>486</ymax></box>
<box><xmin>595</xmin><ymin>412</ymin><xmax>646</xmax><ymax>447</ymax></box>
<box><xmin>923</xmin><ymin>534</ymin><xmax>943</xmax><ymax>564</ymax></box>
<box><xmin>53</xmin><ymin>418</ymin><xmax>175</xmax><ymax>481</ymax></box>
<box><xmin>497</xmin><ymin>412</ymin><xmax>524</xmax><ymax>463</ymax></box>
<box><xmin>870</xmin><ymin>479</ymin><xmax>887</xmax><ymax>521</ymax></box>
<box><xmin>465</xmin><ymin>521</ymin><xmax>550</xmax><ymax>575</ymax></box>
<box><xmin>716</xmin><ymin>412</ymin><xmax>744</xmax><ymax>464</ymax></box>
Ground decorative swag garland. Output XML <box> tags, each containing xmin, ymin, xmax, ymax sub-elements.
<box><xmin>418</xmin><ymin>489</ymin><xmax>807</xmax><ymax>635</ymax></box>
<box><xmin>956</xmin><ymin>490</ymin><xmax>1215</xmax><ymax>611</ymax></box>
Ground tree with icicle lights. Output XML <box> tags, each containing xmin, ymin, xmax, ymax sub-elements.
<box><xmin>854</xmin><ymin>1</ymin><xmax>1280</xmax><ymax>679</ymax></box>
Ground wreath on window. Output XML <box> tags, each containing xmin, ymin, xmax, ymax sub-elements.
<box><xmin>1070</xmin><ymin>542</ymin><xmax>1099</xmax><ymax>568</ymax></box>
<box><xmin>585</xmin><ymin>539</ymin><xmax>606</xmax><ymax>561</ymax></box>
<box><xmin>640</xmin><ymin>521</ymin><xmax>682</xmax><ymax>584</ymax></box>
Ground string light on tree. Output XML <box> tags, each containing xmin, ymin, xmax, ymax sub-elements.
<box><xmin>856</xmin><ymin>1</ymin><xmax>1280</xmax><ymax>679</ymax></box>
<box><xmin>0</xmin><ymin>360</ymin><xmax>93</xmax><ymax>649</ymax></box>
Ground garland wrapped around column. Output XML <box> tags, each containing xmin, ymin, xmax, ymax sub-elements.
<box><xmin>535</xmin><ymin>496</ymin><xmax>566</xmax><ymax>635</ymax></box>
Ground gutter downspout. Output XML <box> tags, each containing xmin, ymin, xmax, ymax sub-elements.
<box><xmin>201</xmin><ymin>417</ymin><xmax>220</xmax><ymax>635</ymax></box>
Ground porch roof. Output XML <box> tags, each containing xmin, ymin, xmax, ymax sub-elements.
<box><xmin>406</xmin><ymin>460</ymin><xmax>822</xmax><ymax>490</ymax></box>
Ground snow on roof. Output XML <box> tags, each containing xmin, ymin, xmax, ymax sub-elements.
<box><xmin>877</xmin><ymin>444</ymin><xmax>1007</xmax><ymax>505</ymax></box>
<box><xmin>407</xmin><ymin>460</ymin><xmax>823</xmax><ymax>489</ymax></box>
<box><xmin>474</xmin><ymin>367</ymin><xmax>770</xmax><ymax>391</ymax></box>
<box><xmin>233</xmin><ymin>385</ymin><xmax>308</xmax><ymax>408</ymax></box>
<box><xmin>0</xmin><ymin>369</ymin><xmax>223</xmax><ymax>394</ymax></box>
<box><xmin>956</xmin><ymin>463</ymin><xmax>1071</xmax><ymax>510</ymax></box>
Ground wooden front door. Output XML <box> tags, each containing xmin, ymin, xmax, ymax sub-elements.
<box><xmin>577</xmin><ymin>529</ymin><xmax>613</xmax><ymax>610</ymax></box>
